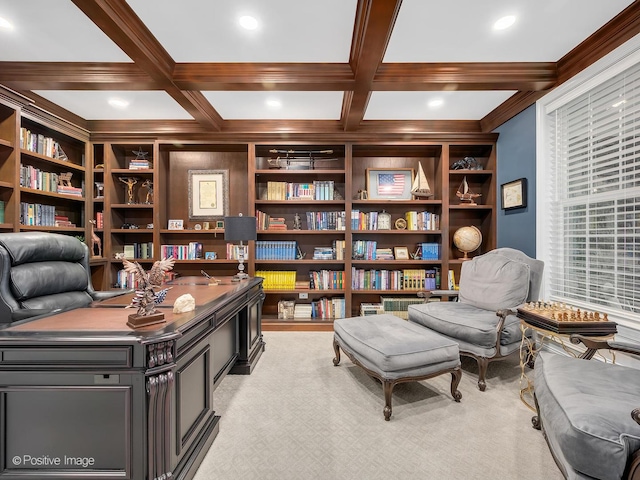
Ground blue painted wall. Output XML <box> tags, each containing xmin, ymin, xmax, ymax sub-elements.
<box><xmin>494</xmin><ymin>104</ymin><xmax>537</xmax><ymax>257</ymax></box>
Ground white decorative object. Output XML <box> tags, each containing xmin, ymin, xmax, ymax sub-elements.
<box><xmin>173</xmin><ymin>294</ymin><xmax>196</xmax><ymax>313</ymax></box>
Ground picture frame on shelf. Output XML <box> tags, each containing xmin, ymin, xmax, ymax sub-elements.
<box><xmin>205</xmin><ymin>252</ymin><xmax>217</xmax><ymax>260</ymax></box>
<box><xmin>394</xmin><ymin>246</ymin><xmax>410</xmax><ymax>260</ymax></box>
<box><xmin>215</xmin><ymin>220</ymin><xmax>225</xmax><ymax>229</ymax></box>
<box><xmin>168</xmin><ymin>219</ymin><xmax>184</xmax><ymax>230</ymax></box>
<box><xmin>365</xmin><ymin>168</ymin><xmax>414</xmax><ymax>200</ymax></box>
<box><xmin>188</xmin><ymin>169</ymin><xmax>229</xmax><ymax>220</ymax></box>
<box><xmin>501</xmin><ymin>178</ymin><xmax>527</xmax><ymax>210</ymax></box>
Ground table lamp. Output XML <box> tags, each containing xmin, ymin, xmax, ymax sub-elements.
<box><xmin>224</xmin><ymin>214</ymin><xmax>257</xmax><ymax>281</ymax></box>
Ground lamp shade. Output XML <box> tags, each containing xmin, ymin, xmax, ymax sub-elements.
<box><xmin>224</xmin><ymin>216</ymin><xmax>257</xmax><ymax>241</ymax></box>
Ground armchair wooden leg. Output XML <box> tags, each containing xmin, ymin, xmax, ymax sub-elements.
<box><xmin>450</xmin><ymin>367</ymin><xmax>462</xmax><ymax>402</ymax></box>
<box><xmin>476</xmin><ymin>357</ymin><xmax>488</xmax><ymax>391</ymax></box>
<box><xmin>383</xmin><ymin>380</ymin><xmax>394</xmax><ymax>421</ymax></box>
<box><xmin>332</xmin><ymin>338</ymin><xmax>341</xmax><ymax>366</ymax></box>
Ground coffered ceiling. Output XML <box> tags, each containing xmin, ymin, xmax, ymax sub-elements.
<box><xmin>0</xmin><ymin>0</ymin><xmax>638</xmax><ymax>139</ymax></box>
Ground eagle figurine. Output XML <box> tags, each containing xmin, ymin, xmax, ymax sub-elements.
<box><xmin>122</xmin><ymin>257</ymin><xmax>175</xmax><ymax>317</ymax></box>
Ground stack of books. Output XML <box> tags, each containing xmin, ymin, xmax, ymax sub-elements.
<box><xmin>128</xmin><ymin>159</ymin><xmax>151</xmax><ymax>170</ymax></box>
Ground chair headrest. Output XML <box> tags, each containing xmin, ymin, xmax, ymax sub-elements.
<box><xmin>0</xmin><ymin>232</ymin><xmax>85</xmax><ymax>266</ymax></box>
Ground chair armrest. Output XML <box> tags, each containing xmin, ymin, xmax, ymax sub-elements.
<box><xmin>417</xmin><ymin>290</ymin><xmax>459</xmax><ymax>303</ymax></box>
<box><xmin>91</xmin><ymin>289</ymin><xmax>133</xmax><ymax>301</ymax></box>
<box><xmin>633</xmin><ymin>408</ymin><xmax>640</xmax><ymax>426</ymax></box>
<box><xmin>570</xmin><ymin>334</ymin><xmax>640</xmax><ymax>358</ymax></box>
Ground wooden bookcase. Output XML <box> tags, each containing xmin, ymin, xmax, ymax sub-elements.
<box><xmin>0</xmin><ymin>92</ymin><xmax>497</xmax><ymax>326</ymax></box>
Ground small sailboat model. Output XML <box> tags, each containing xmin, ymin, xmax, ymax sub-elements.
<box><xmin>411</xmin><ymin>162</ymin><xmax>433</xmax><ymax>198</ymax></box>
<box><xmin>456</xmin><ymin>176</ymin><xmax>481</xmax><ymax>205</ymax></box>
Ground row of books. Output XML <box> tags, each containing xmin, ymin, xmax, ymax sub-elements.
<box><xmin>160</xmin><ymin>243</ymin><xmax>203</xmax><ymax>260</ymax></box>
<box><xmin>404</xmin><ymin>211</ymin><xmax>440</xmax><ymax>231</ymax></box>
<box><xmin>95</xmin><ymin>212</ymin><xmax>104</xmax><ymax>229</ymax></box>
<box><xmin>256</xmin><ymin>210</ymin><xmax>284</xmax><ymax>230</ymax></box>
<box><xmin>305</xmin><ymin>211</ymin><xmax>346</xmax><ymax>230</ymax></box>
<box><xmin>360</xmin><ymin>297</ymin><xmax>429</xmax><ymax>320</ymax></box>
<box><xmin>255</xmin><ymin>241</ymin><xmax>297</xmax><ymax>260</ymax></box>
<box><xmin>227</xmin><ymin>244</ymin><xmax>249</xmax><ymax>260</ymax></box>
<box><xmin>312</xmin><ymin>240</ymin><xmax>346</xmax><ymax>260</ymax></box>
<box><xmin>255</xmin><ymin>271</ymin><xmax>297</xmax><ymax>289</ymax></box>
<box><xmin>293</xmin><ymin>298</ymin><xmax>346</xmax><ymax>320</ymax></box>
<box><xmin>20</xmin><ymin>128</ymin><xmax>67</xmax><ymax>160</ymax></box>
<box><xmin>352</xmin><ymin>240</ymin><xmax>377</xmax><ymax>260</ymax></box>
<box><xmin>123</xmin><ymin>242</ymin><xmax>154</xmax><ymax>260</ymax></box>
<box><xmin>351</xmin><ymin>267</ymin><xmax>440</xmax><ymax>290</ymax></box>
<box><xmin>418</xmin><ymin>243</ymin><xmax>441</xmax><ymax>260</ymax></box>
<box><xmin>20</xmin><ymin>202</ymin><xmax>63</xmax><ymax>227</ymax></box>
<box><xmin>19</xmin><ymin>165</ymin><xmax>83</xmax><ymax>197</ymax></box>
<box><xmin>265</xmin><ymin>181</ymin><xmax>336</xmax><ymax>200</ymax></box>
<box><xmin>309</xmin><ymin>270</ymin><xmax>345</xmax><ymax>290</ymax></box>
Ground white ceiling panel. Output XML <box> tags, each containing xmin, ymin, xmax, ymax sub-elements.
<box><xmin>0</xmin><ymin>0</ymin><xmax>131</xmax><ymax>61</ymax></box>
<box><xmin>126</xmin><ymin>0</ymin><xmax>358</xmax><ymax>62</ymax></box>
<box><xmin>202</xmin><ymin>91</ymin><xmax>343</xmax><ymax>120</ymax></box>
<box><xmin>31</xmin><ymin>91</ymin><xmax>194</xmax><ymax>120</ymax></box>
<box><xmin>364</xmin><ymin>91</ymin><xmax>517</xmax><ymax>120</ymax></box>
<box><xmin>384</xmin><ymin>0</ymin><xmax>636</xmax><ymax>62</ymax></box>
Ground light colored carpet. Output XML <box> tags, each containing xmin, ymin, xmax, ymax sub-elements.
<box><xmin>193</xmin><ymin>331</ymin><xmax>563</xmax><ymax>480</ymax></box>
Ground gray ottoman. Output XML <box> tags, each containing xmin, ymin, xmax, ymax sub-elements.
<box><xmin>333</xmin><ymin>314</ymin><xmax>462</xmax><ymax>420</ymax></box>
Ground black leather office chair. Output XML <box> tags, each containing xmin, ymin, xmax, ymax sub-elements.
<box><xmin>0</xmin><ymin>231</ymin><xmax>127</xmax><ymax>322</ymax></box>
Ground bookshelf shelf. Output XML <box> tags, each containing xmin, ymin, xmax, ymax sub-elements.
<box><xmin>257</xmin><ymin>229</ymin><xmax>345</xmax><ymax>235</ymax></box>
<box><xmin>255</xmin><ymin>259</ymin><xmax>345</xmax><ymax>265</ymax></box>
<box><xmin>0</xmin><ymin>138</ymin><xmax>13</xmax><ymax>149</ymax></box>
<box><xmin>20</xmin><ymin>149</ymin><xmax>86</xmax><ymax>171</ymax></box>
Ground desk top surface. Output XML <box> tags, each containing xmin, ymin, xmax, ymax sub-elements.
<box><xmin>0</xmin><ymin>277</ymin><xmax>261</xmax><ymax>339</ymax></box>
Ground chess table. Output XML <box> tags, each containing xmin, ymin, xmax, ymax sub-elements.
<box><xmin>516</xmin><ymin>302</ymin><xmax>617</xmax><ymax>411</ymax></box>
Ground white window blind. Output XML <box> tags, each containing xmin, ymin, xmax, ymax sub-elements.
<box><xmin>546</xmin><ymin>60</ymin><xmax>640</xmax><ymax>322</ymax></box>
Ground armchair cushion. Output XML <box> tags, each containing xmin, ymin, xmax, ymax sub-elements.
<box><xmin>535</xmin><ymin>351</ymin><xmax>640</xmax><ymax>480</ymax></box>
<box><xmin>458</xmin><ymin>253</ymin><xmax>530</xmax><ymax>311</ymax></box>
<box><xmin>408</xmin><ymin>302</ymin><xmax>522</xmax><ymax>348</ymax></box>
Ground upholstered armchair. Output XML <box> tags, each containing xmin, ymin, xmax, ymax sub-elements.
<box><xmin>533</xmin><ymin>335</ymin><xmax>640</xmax><ymax>480</ymax></box>
<box><xmin>0</xmin><ymin>232</ymin><xmax>128</xmax><ymax>322</ymax></box>
<box><xmin>408</xmin><ymin>248</ymin><xmax>544</xmax><ymax>391</ymax></box>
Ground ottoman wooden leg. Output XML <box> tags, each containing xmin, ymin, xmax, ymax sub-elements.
<box><xmin>332</xmin><ymin>338</ymin><xmax>341</xmax><ymax>366</ymax></box>
<box><xmin>450</xmin><ymin>367</ymin><xmax>462</xmax><ymax>402</ymax></box>
<box><xmin>382</xmin><ymin>379</ymin><xmax>395</xmax><ymax>421</ymax></box>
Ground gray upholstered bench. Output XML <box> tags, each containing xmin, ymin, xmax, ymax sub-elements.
<box><xmin>333</xmin><ymin>314</ymin><xmax>462</xmax><ymax>420</ymax></box>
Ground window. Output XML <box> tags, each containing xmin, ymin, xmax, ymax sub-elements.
<box><xmin>539</xmin><ymin>41</ymin><xmax>640</xmax><ymax>325</ymax></box>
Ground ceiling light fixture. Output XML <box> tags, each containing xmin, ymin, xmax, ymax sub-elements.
<box><xmin>108</xmin><ymin>98</ymin><xmax>130</xmax><ymax>109</ymax></box>
<box><xmin>239</xmin><ymin>15</ymin><xmax>258</xmax><ymax>30</ymax></box>
<box><xmin>493</xmin><ymin>15</ymin><xmax>516</xmax><ymax>31</ymax></box>
<box><xmin>0</xmin><ymin>16</ymin><xmax>14</xmax><ymax>30</ymax></box>
<box><xmin>612</xmin><ymin>99</ymin><xmax>626</xmax><ymax>108</ymax></box>
<box><xmin>266</xmin><ymin>98</ymin><xmax>282</xmax><ymax>108</ymax></box>
<box><xmin>427</xmin><ymin>98</ymin><xmax>444</xmax><ymax>108</ymax></box>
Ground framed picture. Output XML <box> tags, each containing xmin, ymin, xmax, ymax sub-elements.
<box><xmin>205</xmin><ymin>252</ymin><xmax>217</xmax><ymax>260</ymax></box>
<box><xmin>394</xmin><ymin>246</ymin><xmax>410</xmax><ymax>260</ymax></box>
<box><xmin>168</xmin><ymin>219</ymin><xmax>184</xmax><ymax>230</ymax></box>
<box><xmin>501</xmin><ymin>178</ymin><xmax>527</xmax><ymax>210</ymax></box>
<box><xmin>215</xmin><ymin>220</ymin><xmax>225</xmax><ymax>229</ymax></box>
<box><xmin>366</xmin><ymin>168</ymin><xmax>414</xmax><ymax>200</ymax></box>
<box><xmin>188</xmin><ymin>170</ymin><xmax>229</xmax><ymax>220</ymax></box>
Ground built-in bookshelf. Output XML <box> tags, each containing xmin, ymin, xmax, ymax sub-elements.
<box><xmin>0</xmin><ymin>92</ymin><xmax>498</xmax><ymax>327</ymax></box>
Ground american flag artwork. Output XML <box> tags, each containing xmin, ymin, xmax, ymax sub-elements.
<box><xmin>377</xmin><ymin>173</ymin><xmax>406</xmax><ymax>196</ymax></box>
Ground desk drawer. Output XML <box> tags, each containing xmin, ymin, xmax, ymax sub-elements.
<box><xmin>0</xmin><ymin>346</ymin><xmax>133</xmax><ymax>368</ymax></box>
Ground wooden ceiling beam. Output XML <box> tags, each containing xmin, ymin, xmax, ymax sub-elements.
<box><xmin>173</xmin><ymin>63</ymin><xmax>355</xmax><ymax>91</ymax></box>
<box><xmin>342</xmin><ymin>0</ymin><xmax>402</xmax><ymax>131</ymax></box>
<box><xmin>375</xmin><ymin>63</ymin><xmax>557</xmax><ymax>91</ymax></box>
<box><xmin>0</xmin><ymin>62</ymin><xmax>156</xmax><ymax>90</ymax></box>
<box><xmin>71</xmin><ymin>0</ymin><xmax>223</xmax><ymax>131</ymax></box>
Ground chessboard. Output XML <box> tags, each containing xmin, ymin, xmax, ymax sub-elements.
<box><xmin>516</xmin><ymin>302</ymin><xmax>617</xmax><ymax>335</ymax></box>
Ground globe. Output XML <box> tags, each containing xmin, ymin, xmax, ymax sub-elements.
<box><xmin>453</xmin><ymin>226</ymin><xmax>482</xmax><ymax>260</ymax></box>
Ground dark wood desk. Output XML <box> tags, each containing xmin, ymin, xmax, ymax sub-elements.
<box><xmin>0</xmin><ymin>277</ymin><xmax>264</xmax><ymax>480</ymax></box>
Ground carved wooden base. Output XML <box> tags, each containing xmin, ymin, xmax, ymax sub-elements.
<box><xmin>333</xmin><ymin>337</ymin><xmax>462</xmax><ymax>421</ymax></box>
<box><xmin>127</xmin><ymin>312</ymin><xmax>166</xmax><ymax>329</ymax></box>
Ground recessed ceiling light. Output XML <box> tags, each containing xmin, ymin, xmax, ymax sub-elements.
<box><xmin>108</xmin><ymin>98</ymin><xmax>130</xmax><ymax>109</ymax></box>
<box><xmin>0</xmin><ymin>16</ymin><xmax>14</xmax><ymax>30</ymax></box>
<box><xmin>266</xmin><ymin>98</ymin><xmax>282</xmax><ymax>108</ymax></box>
<box><xmin>427</xmin><ymin>98</ymin><xmax>444</xmax><ymax>108</ymax></box>
<box><xmin>493</xmin><ymin>15</ymin><xmax>516</xmax><ymax>31</ymax></box>
<box><xmin>239</xmin><ymin>15</ymin><xmax>258</xmax><ymax>30</ymax></box>
<box><xmin>612</xmin><ymin>99</ymin><xmax>626</xmax><ymax>108</ymax></box>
